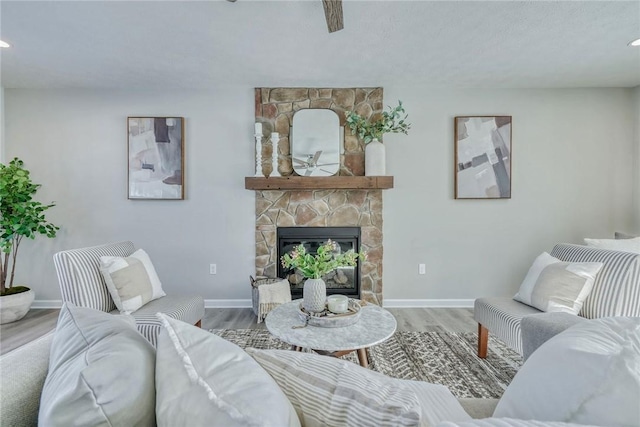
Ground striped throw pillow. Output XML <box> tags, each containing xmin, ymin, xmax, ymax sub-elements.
<box><xmin>247</xmin><ymin>349</ymin><xmax>422</xmax><ymax>427</ymax></box>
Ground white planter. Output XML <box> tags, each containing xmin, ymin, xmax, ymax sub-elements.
<box><xmin>365</xmin><ymin>139</ymin><xmax>386</xmax><ymax>176</ymax></box>
<box><xmin>0</xmin><ymin>289</ymin><xmax>35</xmax><ymax>324</ymax></box>
<box><xmin>303</xmin><ymin>278</ymin><xmax>326</xmax><ymax>313</ymax></box>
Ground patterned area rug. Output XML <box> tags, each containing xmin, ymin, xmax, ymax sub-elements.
<box><xmin>212</xmin><ymin>329</ymin><xmax>522</xmax><ymax>399</ymax></box>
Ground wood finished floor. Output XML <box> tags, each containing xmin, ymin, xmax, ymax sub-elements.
<box><xmin>0</xmin><ymin>307</ymin><xmax>475</xmax><ymax>355</ymax></box>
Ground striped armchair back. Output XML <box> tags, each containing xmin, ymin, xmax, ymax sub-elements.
<box><xmin>550</xmin><ymin>244</ymin><xmax>640</xmax><ymax>319</ymax></box>
<box><xmin>53</xmin><ymin>241</ymin><xmax>135</xmax><ymax>312</ymax></box>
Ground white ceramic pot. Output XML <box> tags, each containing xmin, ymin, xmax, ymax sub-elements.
<box><xmin>0</xmin><ymin>289</ymin><xmax>35</xmax><ymax>324</ymax></box>
<box><xmin>303</xmin><ymin>278</ymin><xmax>326</xmax><ymax>313</ymax></box>
<box><xmin>365</xmin><ymin>139</ymin><xmax>386</xmax><ymax>176</ymax></box>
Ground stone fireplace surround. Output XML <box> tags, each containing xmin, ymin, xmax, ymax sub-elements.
<box><xmin>252</xmin><ymin>87</ymin><xmax>387</xmax><ymax>305</ymax></box>
<box><xmin>255</xmin><ymin>189</ymin><xmax>383</xmax><ymax>305</ymax></box>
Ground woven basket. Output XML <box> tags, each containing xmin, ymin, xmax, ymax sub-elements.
<box><xmin>250</xmin><ymin>276</ymin><xmax>288</xmax><ymax>321</ymax></box>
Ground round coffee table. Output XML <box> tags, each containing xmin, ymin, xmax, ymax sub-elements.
<box><xmin>265</xmin><ymin>300</ymin><xmax>397</xmax><ymax>367</ymax></box>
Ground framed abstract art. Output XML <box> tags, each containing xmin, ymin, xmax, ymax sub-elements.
<box><xmin>455</xmin><ymin>116</ymin><xmax>512</xmax><ymax>199</ymax></box>
<box><xmin>127</xmin><ymin>117</ymin><xmax>184</xmax><ymax>200</ymax></box>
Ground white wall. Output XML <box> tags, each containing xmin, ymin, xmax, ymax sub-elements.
<box><xmin>382</xmin><ymin>87</ymin><xmax>635</xmax><ymax>299</ymax></box>
<box><xmin>4</xmin><ymin>87</ymin><xmax>637</xmax><ymax>304</ymax></box>
<box><xmin>5</xmin><ymin>89</ymin><xmax>256</xmax><ymax>303</ymax></box>
<box><xmin>0</xmin><ymin>87</ymin><xmax>4</xmax><ymax>162</ymax></box>
<box><xmin>634</xmin><ymin>86</ymin><xmax>640</xmax><ymax>232</ymax></box>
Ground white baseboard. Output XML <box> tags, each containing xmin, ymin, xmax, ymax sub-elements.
<box><xmin>32</xmin><ymin>300</ymin><xmax>63</xmax><ymax>309</ymax></box>
<box><xmin>32</xmin><ymin>299</ymin><xmax>473</xmax><ymax>309</ymax></box>
<box><xmin>383</xmin><ymin>299</ymin><xmax>474</xmax><ymax>308</ymax></box>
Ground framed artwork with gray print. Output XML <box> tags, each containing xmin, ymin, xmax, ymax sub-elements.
<box><xmin>455</xmin><ymin>116</ymin><xmax>512</xmax><ymax>199</ymax></box>
<box><xmin>128</xmin><ymin>117</ymin><xmax>184</xmax><ymax>200</ymax></box>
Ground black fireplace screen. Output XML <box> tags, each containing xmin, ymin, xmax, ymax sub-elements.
<box><xmin>277</xmin><ymin>227</ymin><xmax>361</xmax><ymax>298</ymax></box>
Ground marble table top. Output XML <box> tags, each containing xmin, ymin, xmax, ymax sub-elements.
<box><xmin>265</xmin><ymin>300</ymin><xmax>397</xmax><ymax>352</ymax></box>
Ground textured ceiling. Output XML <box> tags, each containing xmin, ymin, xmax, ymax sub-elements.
<box><xmin>1</xmin><ymin>0</ymin><xmax>639</xmax><ymax>89</ymax></box>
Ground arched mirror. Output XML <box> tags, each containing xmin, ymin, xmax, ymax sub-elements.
<box><xmin>291</xmin><ymin>109</ymin><xmax>340</xmax><ymax>177</ymax></box>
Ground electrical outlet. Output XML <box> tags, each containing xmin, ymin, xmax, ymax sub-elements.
<box><xmin>209</xmin><ymin>264</ymin><xmax>217</xmax><ymax>275</ymax></box>
<box><xmin>419</xmin><ymin>264</ymin><xmax>426</xmax><ymax>275</ymax></box>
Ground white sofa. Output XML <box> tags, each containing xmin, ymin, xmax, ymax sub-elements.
<box><xmin>0</xmin><ymin>330</ymin><xmax>486</xmax><ymax>427</ymax></box>
<box><xmin>1</xmin><ymin>308</ymin><xmax>637</xmax><ymax>427</ymax></box>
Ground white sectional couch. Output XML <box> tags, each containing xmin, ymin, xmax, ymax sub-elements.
<box><xmin>1</xmin><ymin>304</ymin><xmax>638</xmax><ymax>427</ymax></box>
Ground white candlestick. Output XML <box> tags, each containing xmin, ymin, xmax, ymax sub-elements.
<box><xmin>254</xmin><ymin>133</ymin><xmax>264</xmax><ymax>177</ymax></box>
<box><xmin>255</xmin><ymin>122</ymin><xmax>262</xmax><ymax>135</ymax></box>
<box><xmin>270</xmin><ymin>132</ymin><xmax>281</xmax><ymax>177</ymax></box>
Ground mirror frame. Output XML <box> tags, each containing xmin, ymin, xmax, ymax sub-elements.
<box><xmin>291</xmin><ymin>109</ymin><xmax>341</xmax><ymax>177</ymax></box>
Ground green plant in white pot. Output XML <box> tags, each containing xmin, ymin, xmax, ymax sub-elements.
<box><xmin>0</xmin><ymin>158</ymin><xmax>59</xmax><ymax>324</ymax></box>
<box><xmin>345</xmin><ymin>100</ymin><xmax>411</xmax><ymax>176</ymax></box>
<box><xmin>281</xmin><ymin>240</ymin><xmax>366</xmax><ymax>313</ymax></box>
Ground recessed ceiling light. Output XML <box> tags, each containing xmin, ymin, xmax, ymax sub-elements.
<box><xmin>0</xmin><ymin>40</ymin><xmax>10</xmax><ymax>48</ymax></box>
<box><xmin>629</xmin><ymin>38</ymin><xmax>640</xmax><ymax>47</ymax></box>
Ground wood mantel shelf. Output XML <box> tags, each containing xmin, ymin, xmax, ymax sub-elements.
<box><xmin>245</xmin><ymin>176</ymin><xmax>394</xmax><ymax>190</ymax></box>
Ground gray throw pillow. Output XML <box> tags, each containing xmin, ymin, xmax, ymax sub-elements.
<box><xmin>615</xmin><ymin>231</ymin><xmax>637</xmax><ymax>239</ymax></box>
<box><xmin>39</xmin><ymin>303</ymin><xmax>156</xmax><ymax>427</ymax></box>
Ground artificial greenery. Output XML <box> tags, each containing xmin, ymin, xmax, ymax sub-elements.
<box><xmin>0</xmin><ymin>158</ymin><xmax>59</xmax><ymax>296</ymax></box>
<box><xmin>281</xmin><ymin>240</ymin><xmax>366</xmax><ymax>280</ymax></box>
<box><xmin>345</xmin><ymin>100</ymin><xmax>411</xmax><ymax>144</ymax></box>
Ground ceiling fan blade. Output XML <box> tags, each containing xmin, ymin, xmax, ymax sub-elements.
<box><xmin>320</xmin><ymin>168</ymin><xmax>337</xmax><ymax>174</ymax></box>
<box><xmin>311</xmin><ymin>150</ymin><xmax>322</xmax><ymax>165</ymax></box>
<box><xmin>292</xmin><ymin>158</ymin><xmax>308</xmax><ymax>165</ymax></box>
<box><xmin>322</xmin><ymin>0</ymin><xmax>343</xmax><ymax>33</ymax></box>
<box><xmin>315</xmin><ymin>163</ymin><xmax>340</xmax><ymax>167</ymax></box>
<box><xmin>305</xmin><ymin>168</ymin><xmax>314</xmax><ymax>177</ymax></box>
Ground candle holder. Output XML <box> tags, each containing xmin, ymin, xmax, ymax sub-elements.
<box><xmin>270</xmin><ymin>132</ymin><xmax>281</xmax><ymax>177</ymax></box>
<box><xmin>327</xmin><ymin>295</ymin><xmax>349</xmax><ymax>313</ymax></box>
<box><xmin>254</xmin><ymin>133</ymin><xmax>264</xmax><ymax>177</ymax></box>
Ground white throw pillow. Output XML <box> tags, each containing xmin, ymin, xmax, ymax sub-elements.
<box><xmin>154</xmin><ymin>314</ymin><xmax>300</xmax><ymax>427</ymax></box>
<box><xmin>584</xmin><ymin>237</ymin><xmax>640</xmax><ymax>254</ymax></box>
<box><xmin>247</xmin><ymin>349</ymin><xmax>472</xmax><ymax>427</ymax></box>
<box><xmin>494</xmin><ymin>317</ymin><xmax>640</xmax><ymax>427</ymax></box>
<box><xmin>39</xmin><ymin>303</ymin><xmax>156</xmax><ymax>427</ymax></box>
<box><xmin>513</xmin><ymin>252</ymin><xmax>602</xmax><ymax>314</ymax></box>
<box><xmin>100</xmin><ymin>248</ymin><xmax>166</xmax><ymax>313</ymax></box>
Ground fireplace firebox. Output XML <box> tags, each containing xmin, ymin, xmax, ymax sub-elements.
<box><xmin>277</xmin><ymin>227</ymin><xmax>361</xmax><ymax>298</ymax></box>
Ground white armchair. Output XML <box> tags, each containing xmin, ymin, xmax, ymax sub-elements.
<box><xmin>53</xmin><ymin>241</ymin><xmax>204</xmax><ymax>346</ymax></box>
<box><xmin>474</xmin><ymin>243</ymin><xmax>640</xmax><ymax>358</ymax></box>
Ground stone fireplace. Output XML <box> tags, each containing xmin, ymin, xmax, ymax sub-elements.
<box><xmin>255</xmin><ymin>189</ymin><xmax>383</xmax><ymax>305</ymax></box>
<box><xmin>250</xmin><ymin>87</ymin><xmax>388</xmax><ymax>306</ymax></box>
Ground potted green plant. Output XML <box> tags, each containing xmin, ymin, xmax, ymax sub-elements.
<box><xmin>0</xmin><ymin>158</ymin><xmax>59</xmax><ymax>324</ymax></box>
<box><xmin>281</xmin><ymin>240</ymin><xmax>366</xmax><ymax>313</ymax></box>
<box><xmin>345</xmin><ymin>100</ymin><xmax>411</xmax><ymax>176</ymax></box>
